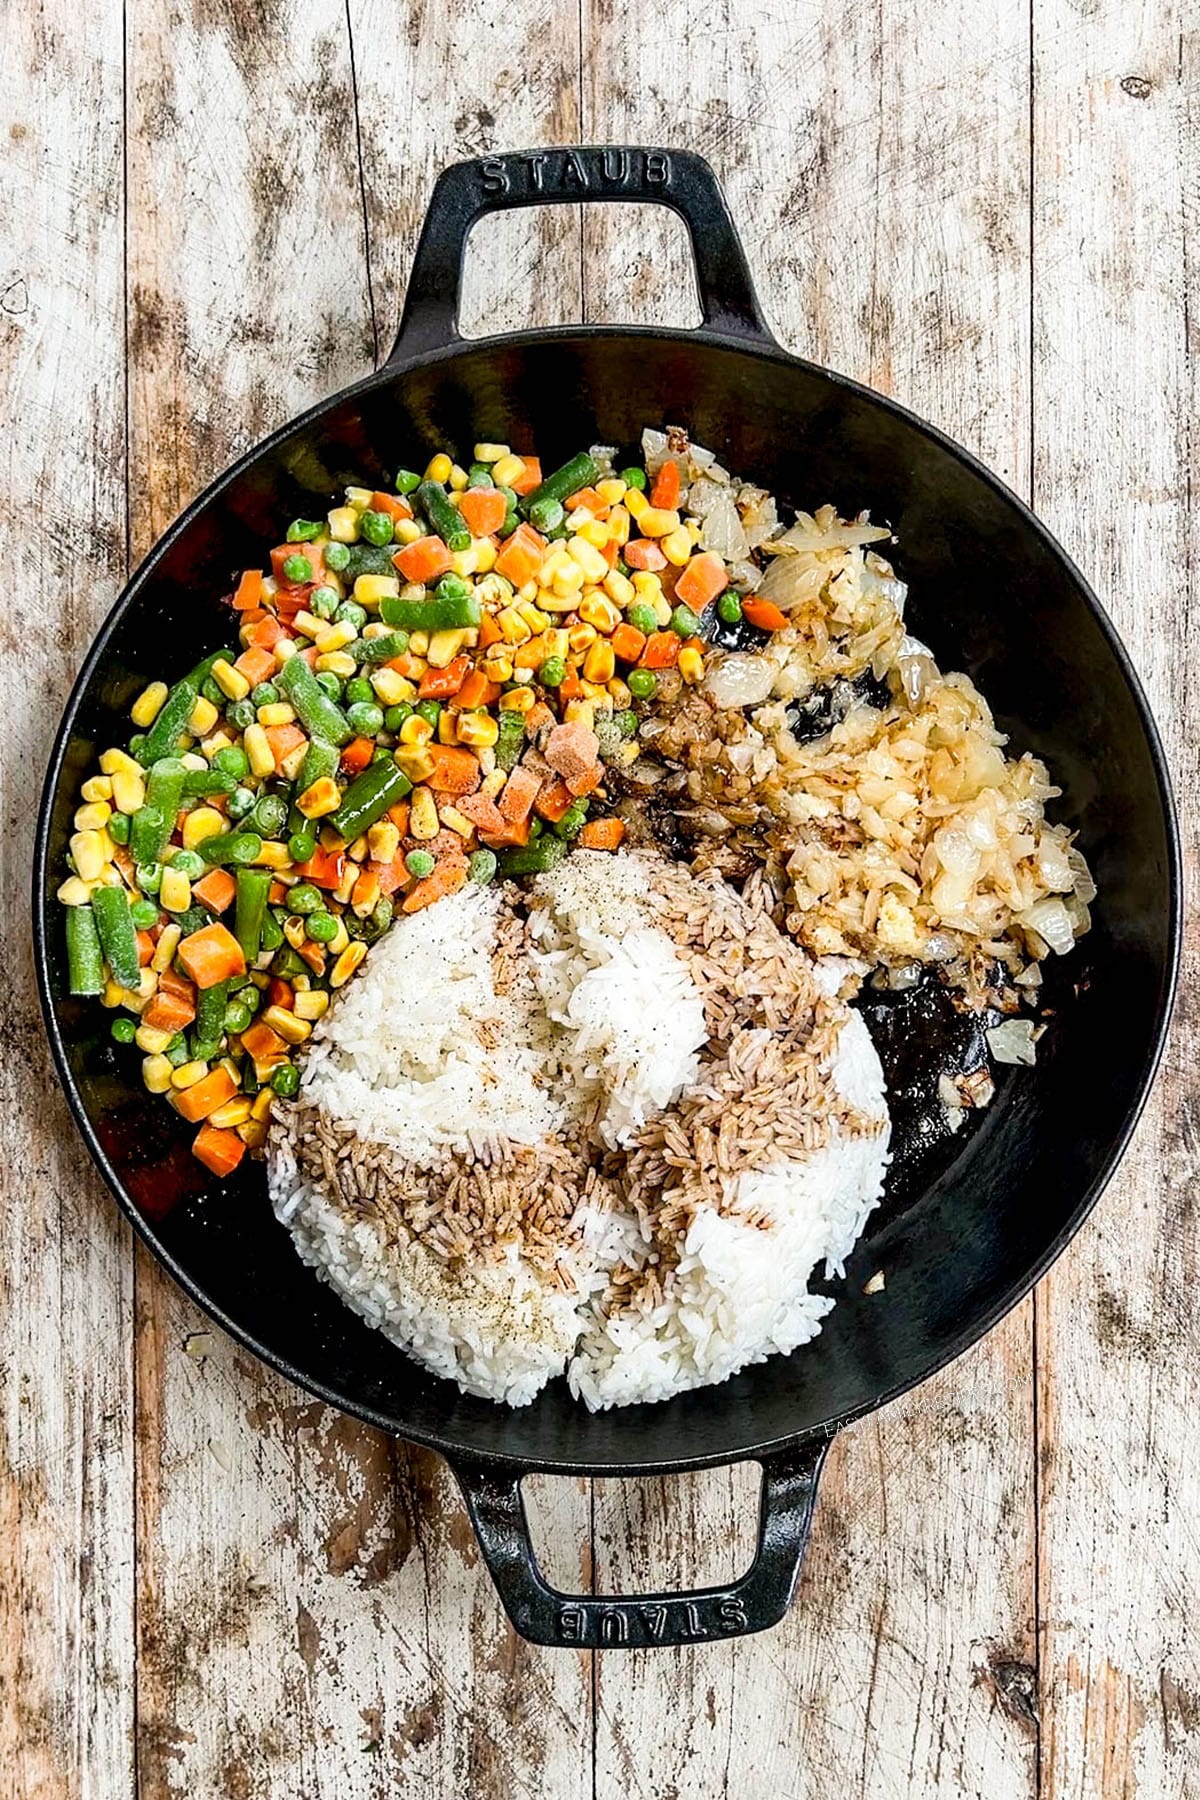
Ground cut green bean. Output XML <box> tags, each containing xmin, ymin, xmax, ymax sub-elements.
<box><xmin>199</xmin><ymin>830</ymin><xmax>263</xmax><ymax>866</ymax></box>
<box><xmin>65</xmin><ymin>903</ymin><xmax>104</xmax><ymax>996</ymax></box>
<box><xmin>416</xmin><ymin>480</ymin><xmax>471</xmax><ymax>552</ymax></box>
<box><xmin>195</xmin><ymin>978</ymin><xmax>229</xmax><ymax>1045</ymax></box>
<box><xmin>348</xmin><ymin>631</ymin><xmax>411</xmax><ymax>665</ymax></box>
<box><xmin>287</xmin><ymin>738</ymin><xmax>340</xmax><ymax>832</ymax></box>
<box><xmin>90</xmin><ymin>884</ymin><xmax>140</xmax><ymax>989</ymax></box>
<box><xmin>495</xmin><ymin>710</ymin><xmax>526</xmax><ymax>771</ymax></box>
<box><xmin>134</xmin><ymin>678</ymin><xmax>197</xmax><ymax>765</ymax></box>
<box><xmin>186</xmin><ymin>647</ymin><xmax>237</xmax><ymax>688</ymax></box>
<box><xmin>340</xmin><ymin>542</ymin><xmax>398</xmax><ymax>582</ymax></box>
<box><xmin>497</xmin><ymin>835</ymin><xmax>567</xmax><ymax>877</ymax></box>
<box><xmin>277</xmin><ymin>653</ymin><xmax>352</xmax><ymax>745</ymax></box>
<box><xmin>329</xmin><ymin>759</ymin><xmax>412</xmax><ymax>843</ymax></box>
<box><xmin>129</xmin><ymin>805</ymin><xmax>166</xmax><ymax>867</ymax></box>
<box><xmin>521</xmin><ymin>452</ymin><xmax>599</xmax><ymax>516</ymax></box>
<box><xmin>234</xmin><ymin>867</ymin><xmax>272</xmax><ymax>963</ymax></box>
<box><xmin>379</xmin><ymin>591</ymin><xmax>480</xmax><ymax>633</ymax></box>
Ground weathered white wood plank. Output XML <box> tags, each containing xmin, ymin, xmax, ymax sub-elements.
<box><xmin>1032</xmin><ymin>7</ymin><xmax>1200</xmax><ymax>1794</ymax></box>
<box><xmin>582</xmin><ymin>3</ymin><xmax>1040</xmax><ymax>1795</ymax></box>
<box><xmin>0</xmin><ymin>1</ymin><xmax>135</xmax><ymax>1795</ymax></box>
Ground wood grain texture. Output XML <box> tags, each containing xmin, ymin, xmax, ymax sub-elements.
<box><xmin>0</xmin><ymin>2</ymin><xmax>135</xmax><ymax>1795</ymax></box>
<box><xmin>1032</xmin><ymin>6</ymin><xmax>1200</xmax><ymax>1795</ymax></box>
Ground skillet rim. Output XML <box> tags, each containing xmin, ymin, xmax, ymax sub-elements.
<box><xmin>32</xmin><ymin>321</ymin><xmax>1183</xmax><ymax>1477</ymax></box>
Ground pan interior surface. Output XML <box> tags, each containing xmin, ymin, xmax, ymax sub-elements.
<box><xmin>38</xmin><ymin>332</ymin><xmax>1177</xmax><ymax>1472</ymax></box>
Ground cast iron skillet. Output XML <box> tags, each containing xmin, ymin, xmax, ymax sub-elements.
<box><xmin>35</xmin><ymin>146</ymin><xmax>1180</xmax><ymax>1649</ymax></box>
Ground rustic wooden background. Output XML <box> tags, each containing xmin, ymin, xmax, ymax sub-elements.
<box><xmin>2</xmin><ymin>0</ymin><xmax>1196</xmax><ymax>1793</ymax></box>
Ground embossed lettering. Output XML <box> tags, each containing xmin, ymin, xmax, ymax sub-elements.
<box><xmin>601</xmin><ymin>149</ymin><xmax>629</xmax><ymax>184</ymax></box>
<box><xmin>645</xmin><ymin>150</ymin><xmax>671</xmax><ymax>186</ymax></box>
<box><xmin>718</xmin><ymin>1599</ymin><xmax>748</xmax><ymax>1632</ymax></box>
<box><xmin>523</xmin><ymin>153</ymin><xmax>548</xmax><ymax>191</ymax></box>
<box><xmin>558</xmin><ymin>1606</ymin><xmax>585</xmax><ymax>1642</ymax></box>
<box><xmin>563</xmin><ymin>150</ymin><xmax>588</xmax><ymax>189</ymax></box>
<box><xmin>639</xmin><ymin>1605</ymin><xmax>668</xmax><ymax>1641</ymax></box>
<box><xmin>480</xmin><ymin>157</ymin><xmax>509</xmax><ymax>195</ymax></box>
<box><xmin>681</xmin><ymin>1603</ymin><xmax>703</xmax><ymax>1638</ymax></box>
<box><xmin>599</xmin><ymin>1609</ymin><xmax>629</xmax><ymax>1646</ymax></box>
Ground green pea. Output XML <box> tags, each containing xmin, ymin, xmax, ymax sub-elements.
<box><xmin>344</xmin><ymin>677</ymin><xmax>374</xmax><ymax>706</ymax></box>
<box><xmin>371</xmin><ymin>745</ymin><xmax>392</xmax><ymax>764</ymax></box>
<box><xmin>369</xmin><ymin>895</ymin><xmax>394</xmax><ymax>935</ymax></box>
<box><xmin>405</xmin><ymin>849</ymin><xmax>435</xmax><ymax>879</ymax></box>
<box><xmin>227</xmin><ymin>698</ymin><xmax>256</xmax><ymax>730</ymax></box>
<box><xmin>554</xmin><ymin>802</ymin><xmax>588</xmax><ymax>840</ymax></box>
<box><xmin>468</xmin><ymin>848</ymin><xmax>497</xmax><ymax>885</ymax></box>
<box><xmin>347</xmin><ymin>701</ymin><xmax>384</xmax><ymax>736</ymax></box>
<box><xmin>359</xmin><ymin>510</ymin><xmax>394</xmax><ymax>547</ymax></box>
<box><xmin>528</xmin><ymin>818</ymin><xmax>543</xmax><ymax>839</ymax></box>
<box><xmin>672</xmin><ymin>604</ymin><xmax>701</xmax><ymax>638</ymax></box>
<box><xmin>539</xmin><ymin>655</ymin><xmax>566</xmax><ymax>688</ymax></box>
<box><xmin>383</xmin><ymin>703</ymin><xmax>412</xmax><ymax>733</ymax></box>
<box><xmin>415</xmin><ymin>699</ymin><xmax>441</xmax><ymax>727</ymax></box>
<box><xmin>310</xmin><ymin>585</ymin><xmax>339</xmax><ymax>619</ymax></box>
<box><xmin>250</xmin><ymin>681</ymin><xmax>279</xmax><ymax>707</ymax></box>
<box><xmin>717</xmin><ymin>589</ymin><xmax>743</xmax><ymax>625</ymax></box>
<box><xmin>620</xmin><ymin>467</ymin><xmax>647</xmax><ymax>490</ymax></box>
<box><xmin>528</xmin><ymin>495</ymin><xmax>564</xmax><ymax>533</ymax></box>
<box><xmin>616</xmin><ymin>709</ymin><xmax>639</xmax><ymax>738</ymax></box>
<box><xmin>315</xmin><ymin>670</ymin><xmax>343</xmax><ymax>699</ymax></box>
<box><xmin>336</xmin><ymin>600</ymin><xmax>368</xmax><ymax>630</ymax></box>
<box><xmin>322</xmin><ymin>542</ymin><xmax>351</xmax><ymax>573</ymax></box>
<box><xmin>228</xmin><ymin>785</ymin><xmax>256</xmax><ymax>820</ymax></box>
<box><xmin>107</xmin><ymin>811</ymin><xmax>131</xmax><ymax>845</ymax></box>
<box><xmin>282</xmin><ymin>554</ymin><xmax>312</xmax><ymax>583</ymax></box>
<box><xmin>250</xmin><ymin>793</ymin><xmax>288</xmax><ymax>838</ymax></box>
<box><xmin>212</xmin><ymin>744</ymin><xmax>249</xmax><ymax>781</ymax></box>
<box><xmin>286</xmin><ymin>518</ymin><xmax>322</xmax><ymax>542</ymax></box>
<box><xmin>467</xmin><ymin>464</ymin><xmax>495</xmax><ymax>488</ymax></box>
<box><xmin>288</xmin><ymin>830</ymin><xmax>316</xmax><ymax>864</ymax></box>
<box><xmin>110</xmin><ymin>1015</ymin><xmax>137</xmax><ymax>1044</ymax></box>
<box><xmin>201</xmin><ymin>675</ymin><xmax>223</xmax><ymax>706</ymax></box>
<box><xmin>305</xmin><ymin>910</ymin><xmax>338</xmax><ymax>943</ymax></box>
<box><xmin>130</xmin><ymin>898</ymin><xmax>159</xmax><ymax>931</ymax></box>
<box><xmin>287</xmin><ymin>883</ymin><xmax>322</xmax><ymax>915</ymax></box>
<box><xmin>627</xmin><ymin>602</ymin><xmax>657</xmax><ymax>636</ymax></box>
<box><xmin>270</xmin><ymin>1061</ymin><xmax>301</xmax><ymax>1097</ymax></box>
<box><xmin>394</xmin><ymin>469</ymin><xmax>421</xmax><ymax>495</ymax></box>
<box><xmin>434</xmin><ymin>573</ymin><xmax>472</xmax><ymax>603</ymax></box>
<box><xmin>223</xmin><ymin>999</ymin><xmax>252</xmax><ymax>1035</ymax></box>
<box><xmin>135</xmin><ymin>861</ymin><xmax>163</xmax><ymax>895</ymax></box>
<box><xmin>170</xmin><ymin>848</ymin><xmax>205</xmax><ymax>879</ymax></box>
<box><xmin>628</xmin><ymin>668</ymin><xmax>657</xmax><ymax>700</ymax></box>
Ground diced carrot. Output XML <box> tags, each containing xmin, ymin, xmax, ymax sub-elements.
<box><xmin>600</xmin><ymin>536</ymin><xmax>620</xmax><ymax>567</ymax></box>
<box><xmin>497</xmin><ymin>763</ymin><xmax>541</xmax><ymax>824</ymax></box>
<box><xmin>157</xmin><ymin>965</ymin><xmax>195</xmax><ymax>1002</ymax></box>
<box><xmin>674</xmin><ymin>551</ymin><xmax>728</xmax><ymax>611</ymax></box>
<box><xmin>426</xmin><ymin>744</ymin><xmax>482</xmax><ymax>795</ymax></box>
<box><xmin>452</xmin><ymin>669</ymin><xmax>501</xmax><ymax>712</ymax></box>
<box><xmin>557</xmin><ymin>662</ymin><xmax>584</xmax><ymax>701</ymax></box>
<box><xmin>565</xmin><ymin>486</ymin><xmax>602</xmax><ymax>513</ymax></box>
<box><xmin>192</xmin><ymin>1123</ymin><xmax>247</xmax><ymax>1179</ymax></box>
<box><xmin>369</xmin><ymin>490</ymin><xmax>413</xmax><ymax>522</ymax></box>
<box><xmin>477</xmin><ymin>612</ymin><xmax>503</xmax><ymax>650</ymax></box>
<box><xmin>456</xmin><ymin>791</ymin><xmax>508</xmax><ymax>836</ymax></box>
<box><xmin>371</xmin><ymin>853</ymin><xmax>409</xmax><ymax>897</ymax></box>
<box><xmin>268</xmin><ymin>880</ymin><xmax>288</xmax><ymax>905</ymax></box>
<box><xmin>246</xmin><ymin>614</ymin><xmax>286</xmax><ymax>650</ymax></box>
<box><xmin>386</xmin><ymin>800</ymin><xmax>411</xmax><ymax>834</ymax></box>
<box><xmin>458</xmin><ymin>487</ymin><xmax>508</xmax><ymax>537</ymax></box>
<box><xmin>271</xmin><ymin>542</ymin><xmax>326</xmax><ymax>588</ymax></box>
<box><xmin>524</xmin><ymin>701</ymin><xmax>555</xmax><ymax>738</ymax></box>
<box><xmin>535</xmin><ymin>776</ymin><xmax>573</xmax><ymax>823</ymax></box>
<box><xmin>393</xmin><ymin>535</ymin><xmax>453</xmax><ymax>584</ymax></box>
<box><xmin>142</xmin><ymin>986</ymin><xmax>197</xmax><ymax>1034</ymax></box>
<box><xmin>265</xmin><ymin>722</ymin><xmax>306</xmax><ymax>772</ymax></box>
<box><xmin>624</xmin><ymin>538</ymin><xmax>667</xmax><ymax>571</ymax></box>
<box><xmin>296</xmin><ymin>939</ymin><xmax>327</xmax><ymax>976</ymax></box>
<box><xmin>340</xmin><ymin>736</ymin><xmax>375</xmax><ymax>775</ymax></box>
<box><xmin>741</xmin><ymin>597</ymin><xmax>790</xmax><ymax>633</ymax></box>
<box><xmin>482</xmin><ymin>816</ymin><xmax>532</xmax><ymax>849</ymax></box>
<box><xmin>192</xmin><ymin>868</ymin><xmax>237</xmax><ymax>914</ymax></box>
<box><xmin>267</xmin><ymin>978</ymin><xmax>294</xmax><ymax>1010</ymax></box>
<box><xmin>294</xmin><ymin>847</ymin><xmax>346</xmax><ymax>889</ymax></box>
<box><xmin>650</xmin><ymin>460</ymin><xmax>682</xmax><ymax>509</ymax></box>
<box><xmin>579</xmin><ymin>817</ymin><xmax>626</xmax><ymax>851</ymax></box>
<box><xmin>509</xmin><ymin>457</ymin><xmax>542</xmax><ymax>497</ymax></box>
<box><xmin>233</xmin><ymin>569</ymin><xmax>264</xmax><ymax>611</ymax></box>
<box><xmin>175</xmin><ymin>1066</ymin><xmax>238</xmax><ymax>1125</ymax></box>
<box><xmin>385</xmin><ymin>652</ymin><xmax>426</xmax><ymax>679</ymax></box>
<box><xmin>240</xmin><ymin>1020</ymin><xmax>287</xmax><ymax>1080</ymax></box>
<box><xmin>233</xmin><ymin>645</ymin><xmax>276</xmax><ymax>687</ymax></box>
<box><xmin>401</xmin><ymin>858</ymin><xmax>468</xmax><ymax>913</ymax></box>
<box><xmin>610</xmin><ymin>622</ymin><xmax>647</xmax><ymax>663</ymax></box>
<box><xmin>640</xmin><ymin>631</ymin><xmax>682</xmax><ymax>670</ymax></box>
<box><xmin>351</xmin><ymin>868</ymin><xmax>382</xmax><ymax>913</ymax></box>
<box><xmin>419</xmin><ymin>656</ymin><xmax>471</xmax><ymax>700</ymax></box>
<box><xmin>136</xmin><ymin>930</ymin><xmax>155</xmax><ymax>967</ymax></box>
<box><xmin>493</xmin><ymin>522</ymin><xmax>548</xmax><ymax>587</ymax></box>
<box><xmin>566</xmin><ymin>762</ymin><xmax>603</xmax><ymax>798</ymax></box>
<box><xmin>176</xmin><ymin>922</ymin><xmax>246</xmax><ymax>990</ymax></box>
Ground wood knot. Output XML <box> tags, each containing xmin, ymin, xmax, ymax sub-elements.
<box><xmin>1120</xmin><ymin>76</ymin><xmax>1154</xmax><ymax>99</ymax></box>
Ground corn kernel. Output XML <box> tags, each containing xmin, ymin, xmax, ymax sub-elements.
<box><xmin>183</xmin><ymin>807</ymin><xmax>225</xmax><ymax>851</ymax></box>
<box><xmin>497</xmin><ymin>606</ymin><xmax>531</xmax><ymax>645</ymax></box>
<box><xmin>581</xmin><ymin>683</ymin><xmax>613</xmax><ymax>711</ymax></box>
<box><xmin>160</xmin><ymin>866</ymin><xmax>191</xmax><ymax>912</ymax></box>
<box><xmin>408</xmin><ymin>786</ymin><xmax>440</xmax><ymax>839</ymax></box>
<box><xmin>273</xmin><ymin>638</ymin><xmax>298</xmax><ymax>667</ymax></box>
<box><xmin>131</xmin><ymin>681</ymin><xmax>169</xmax><ymax>728</ymax></box>
<box><xmin>426</xmin><ymin>628</ymin><xmax>468</xmax><ymax>668</ymax></box>
<box><xmin>243</xmin><ymin>724</ymin><xmax>274</xmax><ymax>779</ymax></box>
<box><xmin>297</xmin><ymin>777</ymin><xmax>341</xmax><ymax>819</ymax></box>
<box><xmin>474</xmin><ymin>442</ymin><xmax>509</xmax><ymax>463</ymax></box>
<box><xmin>293</xmin><ymin>988</ymin><xmax>330</xmax><ymax>1024</ymax></box>
<box><xmin>345</xmin><ymin>486</ymin><xmax>373</xmax><ymax>510</ymax></box>
<box><xmin>564</xmin><ymin>699</ymin><xmax>595</xmax><ymax>731</ymax></box>
<box><xmin>608</xmin><ymin>677</ymin><xmax>633</xmax><ymax>709</ymax></box>
<box><xmin>211</xmin><ymin>658</ymin><xmax>250</xmax><ymax>701</ymax></box>
<box><xmin>111</xmin><ymin>767</ymin><xmax>146</xmax><ymax>815</ymax></box>
<box><xmin>491</xmin><ymin>454</ymin><xmax>525</xmax><ymax>488</ymax></box>
<box><xmin>550</xmin><ymin>564</ymin><xmax>586</xmax><ymax>599</ymax></box>
<box><xmin>688</xmin><ymin>518</ymin><xmax>703</xmax><ymax>544</ymax></box>
<box><xmin>313</xmin><ymin>621</ymin><xmax>354</xmax><ymax>655</ymax></box>
<box><xmin>437</xmin><ymin>804</ymin><xmax>472</xmax><ymax>839</ymax></box>
<box><xmin>624</xmin><ymin>487</ymin><xmax>649</xmax><ymax>520</ymax></box>
<box><xmin>208</xmin><ymin>1096</ymin><xmax>254</xmax><ymax>1130</ymax></box>
<box><xmin>583</xmin><ymin>641</ymin><xmax>616</xmax><ymax>684</ymax></box>
<box><xmin>314</xmin><ymin>652</ymin><xmax>357</xmax><ymax>678</ymax></box>
<box><xmin>392</xmin><ymin>517</ymin><xmax>422</xmax><ymax>546</ymax></box>
<box><xmin>661</xmin><ymin>527</ymin><xmax>692</xmax><ymax>566</ymax></box>
<box><xmin>262</xmin><ymin>1004</ymin><xmax>312</xmax><ymax>1045</ymax></box>
<box><xmin>596</xmin><ymin>477</ymin><xmax>626</xmax><ymax>507</ymax></box>
<box><xmin>652</xmin><ymin>594</ymin><xmax>673</xmax><ymax>627</ymax></box>
<box><xmin>133</xmin><ymin>1024</ymin><xmax>174</xmax><ymax>1058</ymax></box>
<box><xmin>57</xmin><ymin>875</ymin><xmax>94</xmax><ymax>906</ymax></box>
<box><xmin>283</xmin><ymin>915</ymin><xmax>307</xmax><ymax>952</ymax></box>
<box><xmin>330</xmin><ymin>941</ymin><xmax>368</xmax><ymax>988</ymax></box>
<box><xmin>254</xmin><ymin>841</ymin><xmax>292</xmax><ymax>869</ymax></box>
<box><xmin>256</xmin><ymin>702</ymin><xmax>295</xmax><ymax>728</ymax></box>
<box><xmin>367</xmin><ymin>820</ymin><xmax>400</xmax><ymax>863</ymax></box>
<box><xmin>100</xmin><ymin>747</ymin><xmax>143</xmax><ymax>778</ymax></box>
<box><xmin>678</xmin><ymin>646</ymin><xmax>705</xmax><ymax>685</ymax></box>
<box><xmin>567</xmin><ymin>623</ymin><xmax>598</xmax><ymax>654</ymax></box>
<box><xmin>348</xmin><ymin>832</ymin><xmax>369</xmax><ymax>863</ymax></box>
<box><xmin>579</xmin><ymin>519</ymin><xmax>611</xmax><ymax>551</ymax></box>
<box><xmin>603</xmin><ymin>570</ymin><xmax>635</xmax><ymax>608</ymax></box>
<box><xmin>142</xmin><ymin>1054</ymin><xmax>173</xmax><ymax>1094</ymax></box>
<box><xmin>519</xmin><ymin>603</ymin><xmax>552</xmax><ymax>636</ymax></box>
<box><xmin>327</xmin><ymin>505</ymin><xmax>360</xmax><ymax>542</ymax></box>
<box><xmin>482</xmin><ymin>770</ymin><xmax>508</xmax><ymax>801</ymax></box>
<box><xmin>74</xmin><ymin>801</ymin><xmax>112</xmax><ymax>832</ymax></box>
<box><xmin>636</xmin><ymin>507</ymin><xmax>680</xmax><ymax>539</ymax></box>
<box><xmin>353</xmin><ymin>573</ymin><xmax>400</xmax><ymax>605</ymax></box>
<box><xmin>499</xmin><ymin>685</ymin><xmax>535</xmax><ymax>712</ymax></box>
<box><xmin>607</xmin><ymin>505</ymin><xmax>631</xmax><ymax>547</ymax></box>
<box><xmin>289</xmin><ymin>612</ymin><xmax>323</xmax><ymax>643</ymax></box>
<box><xmin>421</xmin><ymin>451</ymin><xmax>450</xmax><ymax>482</ymax></box>
<box><xmin>368</xmin><ymin>668</ymin><xmax>409</xmax><ymax>706</ymax></box>
<box><xmin>351</xmin><ymin>869</ymin><xmax>383</xmax><ymax>916</ymax></box>
<box><xmin>199</xmin><ymin>730</ymin><xmax>233</xmax><ymax>760</ymax></box>
<box><xmin>399</xmin><ymin>714</ymin><xmax>433</xmax><ymax>747</ymax></box>
<box><xmin>251</xmin><ymin>1089</ymin><xmax>275</xmax><ymax>1122</ymax></box>
<box><xmin>456</xmin><ymin>711</ymin><xmax>499</xmax><ymax>748</ymax></box>
<box><xmin>616</xmin><ymin>738</ymin><xmax>641</xmax><ymax>767</ymax></box>
<box><xmin>472</xmin><ymin>537</ymin><xmax>497</xmax><ymax>573</ymax></box>
<box><xmin>532</xmin><ymin>587</ymin><xmax>574</xmax><ymax>615</ymax></box>
<box><xmin>171</xmin><ymin>1060</ymin><xmax>210</xmax><ymax>1091</ymax></box>
<box><xmin>448</xmin><ymin>463</ymin><xmax>469</xmax><ymax>492</ymax></box>
<box><xmin>394</xmin><ymin>747</ymin><xmax>435</xmax><ymax>783</ymax></box>
<box><xmin>328</xmin><ymin>917</ymin><xmax>350</xmax><ymax>955</ymax></box>
<box><xmin>81</xmin><ymin>776</ymin><xmax>114</xmax><ymax>803</ymax></box>
<box><xmin>516</xmin><ymin>579</ymin><xmax>539</xmax><ymax>604</ymax></box>
<box><xmin>186</xmin><ymin>695</ymin><xmax>219</xmax><ymax>736</ymax></box>
<box><xmin>482</xmin><ymin>654</ymin><xmax>514</xmax><ymax>684</ymax></box>
<box><xmin>69</xmin><ymin>830</ymin><xmax>107</xmax><ymax>882</ymax></box>
<box><xmin>631</xmin><ymin>570</ymin><xmax>665</xmax><ymax>601</ymax></box>
<box><xmin>579</xmin><ymin>593</ymin><xmax>621</xmax><ymax>633</ymax></box>
<box><xmin>437</xmin><ymin>710</ymin><xmax>460</xmax><ymax>745</ymax></box>
<box><xmin>151</xmin><ymin>923</ymin><xmax>181</xmax><ymax>972</ymax></box>
<box><xmin>513</xmin><ymin>636</ymin><xmax>546</xmax><ymax>672</ymax></box>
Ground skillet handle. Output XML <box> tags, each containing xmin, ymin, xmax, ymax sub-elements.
<box><xmin>386</xmin><ymin>145</ymin><xmax>773</xmax><ymax>364</ymax></box>
<box><xmin>448</xmin><ymin>1439</ymin><xmax>829</xmax><ymax>1649</ymax></box>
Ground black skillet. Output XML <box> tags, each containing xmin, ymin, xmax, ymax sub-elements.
<box><xmin>34</xmin><ymin>147</ymin><xmax>1181</xmax><ymax>1648</ymax></box>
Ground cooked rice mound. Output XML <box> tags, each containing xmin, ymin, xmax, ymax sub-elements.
<box><xmin>267</xmin><ymin>852</ymin><xmax>890</xmax><ymax>1409</ymax></box>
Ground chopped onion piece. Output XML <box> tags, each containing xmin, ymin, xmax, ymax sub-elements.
<box><xmin>1018</xmin><ymin>896</ymin><xmax>1076</xmax><ymax>955</ymax></box>
<box><xmin>770</xmin><ymin>519</ymin><xmax>892</xmax><ymax>553</ymax></box>
<box><xmin>698</xmin><ymin>489</ymin><xmax>749</xmax><ymax>561</ymax></box>
<box><xmin>985</xmin><ymin>1018</ymin><xmax>1038</xmax><ymax>1065</ymax></box>
<box><xmin>705</xmin><ymin>652</ymin><xmax>776</xmax><ymax>710</ymax></box>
